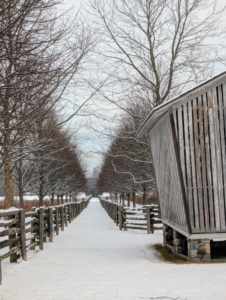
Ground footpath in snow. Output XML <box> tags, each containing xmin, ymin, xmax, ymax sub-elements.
<box><xmin>1</xmin><ymin>198</ymin><xmax>226</xmax><ymax>300</ymax></box>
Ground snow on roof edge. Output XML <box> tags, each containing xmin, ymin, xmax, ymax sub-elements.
<box><xmin>137</xmin><ymin>70</ymin><xmax>226</xmax><ymax>138</ymax></box>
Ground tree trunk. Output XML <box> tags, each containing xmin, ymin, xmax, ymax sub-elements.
<box><xmin>18</xmin><ymin>158</ymin><xmax>24</xmax><ymax>209</ymax></box>
<box><xmin>142</xmin><ymin>183</ymin><xmax>146</xmax><ymax>206</ymax></box>
<box><xmin>4</xmin><ymin>159</ymin><xmax>14</xmax><ymax>209</ymax></box>
<box><xmin>51</xmin><ymin>192</ymin><xmax>54</xmax><ymax>206</ymax></box>
<box><xmin>39</xmin><ymin>165</ymin><xmax>44</xmax><ymax>206</ymax></box>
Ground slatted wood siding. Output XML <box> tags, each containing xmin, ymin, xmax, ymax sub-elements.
<box><xmin>173</xmin><ymin>84</ymin><xmax>226</xmax><ymax>232</ymax></box>
<box><xmin>149</xmin><ymin>113</ymin><xmax>188</xmax><ymax>232</ymax></box>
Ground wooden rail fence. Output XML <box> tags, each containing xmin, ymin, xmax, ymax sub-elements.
<box><xmin>0</xmin><ymin>197</ymin><xmax>91</xmax><ymax>284</ymax></box>
<box><xmin>99</xmin><ymin>197</ymin><xmax>162</xmax><ymax>233</ymax></box>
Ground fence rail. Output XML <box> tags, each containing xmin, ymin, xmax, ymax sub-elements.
<box><xmin>99</xmin><ymin>197</ymin><xmax>162</xmax><ymax>233</ymax></box>
<box><xmin>0</xmin><ymin>196</ymin><xmax>91</xmax><ymax>284</ymax></box>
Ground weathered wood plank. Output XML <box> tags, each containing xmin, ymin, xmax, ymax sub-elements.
<box><xmin>39</xmin><ymin>207</ymin><xmax>44</xmax><ymax>250</ymax></box>
<box><xmin>203</xmin><ymin>92</ymin><xmax>215</xmax><ymax>230</ymax></box>
<box><xmin>207</xmin><ymin>89</ymin><xmax>220</xmax><ymax>230</ymax></box>
<box><xmin>55</xmin><ymin>207</ymin><xmax>59</xmax><ymax>235</ymax></box>
<box><xmin>19</xmin><ymin>210</ymin><xmax>27</xmax><ymax>261</ymax></box>
<box><xmin>25</xmin><ymin>211</ymin><xmax>38</xmax><ymax>218</ymax></box>
<box><xmin>0</xmin><ymin>247</ymin><xmax>20</xmax><ymax>262</ymax></box>
<box><xmin>0</xmin><ymin>210</ymin><xmax>19</xmax><ymax>217</ymax></box>
<box><xmin>0</xmin><ymin>219</ymin><xmax>19</xmax><ymax>227</ymax></box>
<box><xmin>49</xmin><ymin>207</ymin><xmax>53</xmax><ymax>242</ymax></box>
<box><xmin>25</xmin><ymin>218</ymin><xmax>39</xmax><ymax>227</ymax></box>
<box><xmin>183</xmin><ymin>102</ymin><xmax>194</xmax><ymax>229</ymax></box>
<box><xmin>119</xmin><ymin>205</ymin><xmax>123</xmax><ymax>230</ymax></box>
<box><xmin>212</xmin><ymin>87</ymin><xmax>225</xmax><ymax>229</ymax></box>
<box><xmin>178</xmin><ymin>106</ymin><xmax>186</xmax><ymax>187</ymax></box>
<box><xmin>0</xmin><ymin>237</ymin><xmax>19</xmax><ymax>249</ymax></box>
<box><xmin>146</xmin><ymin>206</ymin><xmax>151</xmax><ymax>234</ymax></box>
<box><xmin>124</xmin><ymin>226</ymin><xmax>147</xmax><ymax>230</ymax></box>
<box><xmin>188</xmin><ymin>101</ymin><xmax>199</xmax><ymax>230</ymax></box>
<box><xmin>193</xmin><ymin>98</ymin><xmax>205</xmax><ymax>231</ymax></box>
<box><xmin>198</xmin><ymin>96</ymin><xmax>210</xmax><ymax>230</ymax></box>
<box><xmin>218</xmin><ymin>84</ymin><xmax>226</xmax><ymax>221</ymax></box>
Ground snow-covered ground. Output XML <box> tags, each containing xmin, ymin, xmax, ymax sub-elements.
<box><xmin>1</xmin><ymin>198</ymin><xmax>226</xmax><ymax>300</ymax></box>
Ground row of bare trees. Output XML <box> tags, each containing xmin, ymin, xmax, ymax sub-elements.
<box><xmin>97</xmin><ymin>100</ymin><xmax>155</xmax><ymax>197</ymax></box>
<box><xmin>94</xmin><ymin>0</ymin><xmax>226</xmax><ymax>197</ymax></box>
<box><xmin>0</xmin><ymin>0</ymin><xmax>93</xmax><ymax>208</ymax></box>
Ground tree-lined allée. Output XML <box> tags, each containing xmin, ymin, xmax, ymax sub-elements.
<box><xmin>0</xmin><ymin>0</ymin><xmax>93</xmax><ymax>208</ymax></box>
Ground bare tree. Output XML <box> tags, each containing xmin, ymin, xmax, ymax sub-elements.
<box><xmin>0</xmin><ymin>0</ymin><xmax>94</xmax><ymax>208</ymax></box>
<box><xmin>89</xmin><ymin>0</ymin><xmax>226</xmax><ymax>108</ymax></box>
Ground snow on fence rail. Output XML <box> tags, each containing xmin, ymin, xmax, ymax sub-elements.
<box><xmin>0</xmin><ymin>196</ymin><xmax>91</xmax><ymax>284</ymax></box>
<box><xmin>99</xmin><ymin>197</ymin><xmax>162</xmax><ymax>233</ymax></box>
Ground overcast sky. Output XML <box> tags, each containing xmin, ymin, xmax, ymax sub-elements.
<box><xmin>58</xmin><ymin>0</ymin><xmax>106</xmax><ymax>177</ymax></box>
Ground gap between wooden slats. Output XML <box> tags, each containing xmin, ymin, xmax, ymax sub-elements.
<box><xmin>193</xmin><ymin>98</ymin><xmax>205</xmax><ymax>231</ymax></box>
<box><xmin>212</xmin><ymin>87</ymin><xmax>225</xmax><ymax>230</ymax></box>
<box><xmin>202</xmin><ymin>92</ymin><xmax>215</xmax><ymax>230</ymax></box>
<box><xmin>189</xmin><ymin>101</ymin><xmax>200</xmax><ymax>231</ymax></box>
<box><xmin>198</xmin><ymin>96</ymin><xmax>210</xmax><ymax>230</ymax></box>
<box><xmin>207</xmin><ymin>89</ymin><xmax>221</xmax><ymax>230</ymax></box>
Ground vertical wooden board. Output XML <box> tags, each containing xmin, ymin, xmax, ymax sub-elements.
<box><xmin>207</xmin><ymin>89</ymin><xmax>220</xmax><ymax>230</ymax></box>
<box><xmin>177</xmin><ymin>106</ymin><xmax>186</xmax><ymax>192</ymax></box>
<box><xmin>146</xmin><ymin>207</ymin><xmax>151</xmax><ymax>234</ymax></box>
<box><xmin>219</xmin><ymin>84</ymin><xmax>226</xmax><ymax>211</ymax></box>
<box><xmin>198</xmin><ymin>96</ymin><xmax>210</xmax><ymax>230</ymax></box>
<box><xmin>212</xmin><ymin>87</ymin><xmax>225</xmax><ymax>229</ymax></box>
<box><xmin>48</xmin><ymin>207</ymin><xmax>53</xmax><ymax>242</ymax></box>
<box><xmin>60</xmin><ymin>206</ymin><xmax>64</xmax><ymax>231</ymax></box>
<box><xmin>20</xmin><ymin>210</ymin><xmax>27</xmax><ymax>261</ymax></box>
<box><xmin>173</xmin><ymin>107</ymin><xmax>178</xmax><ymax>139</ymax></box>
<box><xmin>39</xmin><ymin>208</ymin><xmax>44</xmax><ymax>250</ymax></box>
<box><xmin>55</xmin><ymin>207</ymin><xmax>59</xmax><ymax>235</ymax></box>
<box><xmin>183</xmin><ymin>102</ymin><xmax>194</xmax><ymax>229</ymax></box>
<box><xmin>193</xmin><ymin>98</ymin><xmax>205</xmax><ymax>231</ymax></box>
<box><xmin>203</xmin><ymin>93</ymin><xmax>215</xmax><ymax>230</ymax></box>
<box><xmin>188</xmin><ymin>102</ymin><xmax>199</xmax><ymax>230</ymax></box>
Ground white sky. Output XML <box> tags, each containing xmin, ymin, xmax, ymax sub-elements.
<box><xmin>58</xmin><ymin>0</ymin><xmax>106</xmax><ymax>177</ymax></box>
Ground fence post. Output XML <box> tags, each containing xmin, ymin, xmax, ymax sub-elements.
<box><xmin>9</xmin><ymin>212</ymin><xmax>17</xmax><ymax>263</ymax></box>
<box><xmin>146</xmin><ymin>206</ymin><xmax>151</xmax><ymax>234</ymax></box>
<box><xmin>39</xmin><ymin>207</ymin><xmax>44</xmax><ymax>250</ymax></box>
<box><xmin>119</xmin><ymin>205</ymin><xmax>123</xmax><ymax>230</ymax></box>
<box><xmin>132</xmin><ymin>190</ymin><xmax>136</xmax><ymax>208</ymax></box>
<box><xmin>64</xmin><ymin>205</ymin><xmax>68</xmax><ymax>226</ymax></box>
<box><xmin>72</xmin><ymin>203</ymin><xmax>75</xmax><ymax>219</ymax></box>
<box><xmin>127</xmin><ymin>193</ymin><xmax>130</xmax><ymax>207</ymax></box>
<box><xmin>60</xmin><ymin>206</ymin><xmax>64</xmax><ymax>231</ymax></box>
<box><xmin>55</xmin><ymin>207</ymin><xmax>59</xmax><ymax>235</ymax></box>
<box><xmin>69</xmin><ymin>204</ymin><xmax>72</xmax><ymax>223</ymax></box>
<box><xmin>49</xmin><ymin>207</ymin><xmax>53</xmax><ymax>242</ymax></box>
<box><xmin>150</xmin><ymin>206</ymin><xmax>154</xmax><ymax>233</ymax></box>
<box><xmin>116</xmin><ymin>205</ymin><xmax>119</xmax><ymax>226</ymax></box>
<box><xmin>20</xmin><ymin>209</ymin><xmax>27</xmax><ymax>261</ymax></box>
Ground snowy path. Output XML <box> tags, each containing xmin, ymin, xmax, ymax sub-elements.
<box><xmin>1</xmin><ymin>198</ymin><xmax>226</xmax><ymax>300</ymax></box>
